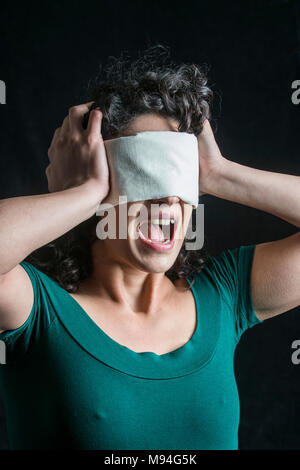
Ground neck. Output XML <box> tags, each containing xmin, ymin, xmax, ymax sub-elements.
<box><xmin>79</xmin><ymin>239</ymin><xmax>175</xmax><ymax>315</ymax></box>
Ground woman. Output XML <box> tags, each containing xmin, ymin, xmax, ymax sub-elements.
<box><xmin>0</xmin><ymin>45</ymin><xmax>299</xmax><ymax>450</ymax></box>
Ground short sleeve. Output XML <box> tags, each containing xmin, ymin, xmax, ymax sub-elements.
<box><xmin>205</xmin><ymin>244</ymin><xmax>263</xmax><ymax>342</ymax></box>
<box><xmin>0</xmin><ymin>261</ymin><xmax>55</xmax><ymax>364</ymax></box>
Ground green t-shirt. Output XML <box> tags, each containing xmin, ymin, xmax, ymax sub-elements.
<box><xmin>0</xmin><ymin>244</ymin><xmax>263</xmax><ymax>450</ymax></box>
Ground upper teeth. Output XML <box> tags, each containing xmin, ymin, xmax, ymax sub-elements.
<box><xmin>152</xmin><ymin>219</ymin><xmax>175</xmax><ymax>225</ymax></box>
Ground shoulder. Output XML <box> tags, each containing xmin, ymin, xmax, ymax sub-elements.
<box><xmin>0</xmin><ymin>261</ymin><xmax>64</xmax><ymax>363</ymax></box>
<box><xmin>191</xmin><ymin>244</ymin><xmax>263</xmax><ymax>341</ymax></box>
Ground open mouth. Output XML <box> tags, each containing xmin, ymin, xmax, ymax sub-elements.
<box><xmin>138</xmin><ymin>218</ymin><xmax>175</xmax><ymax>243</ymax></box>
<box><xmin>137</xmin><ymin>214</ymin><xmax>178</xmax><ymax>252</ymax></box>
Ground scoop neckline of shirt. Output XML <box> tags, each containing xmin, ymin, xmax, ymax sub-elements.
<box><xmin>67</xmin><ymin>278</ymin><xmax>199</xmax><ymax>359</ymax></box>
<box><xmin>49</xmin><ymin>270</ymin><xmax>221</xmax><ymax>379</ymax></box>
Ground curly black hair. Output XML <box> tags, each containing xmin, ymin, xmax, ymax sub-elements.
<box><xmin>25</xmin><ymin>44</ymin><xmax>212</xmax><ymax>292</ymax></box>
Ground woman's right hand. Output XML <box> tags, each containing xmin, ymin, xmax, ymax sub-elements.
<box><xmin>46</xmin><ymin>102</ymin><xmax>110</xmax><ymax>202</ymax></box>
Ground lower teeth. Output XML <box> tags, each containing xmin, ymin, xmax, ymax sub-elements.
<box><xmin>145</xmin><ymin>237</ymin><xmax>170</xmax><ymax>244</ymax></box>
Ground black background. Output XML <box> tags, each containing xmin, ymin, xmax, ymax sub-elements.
<box><xmin>0</xmin><ymin>0</ymin><xmax>299</xmax><ymax>450</ymax></box>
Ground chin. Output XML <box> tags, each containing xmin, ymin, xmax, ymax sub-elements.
<box><xmin>141</xmin><ymin>258</ymin><xmax>175</xmax><ymax>274</ymax></box>
<box><xmin>128</xmin><ymin>240</ymin><xmax>183</xmax><ymax>274</ymax></box>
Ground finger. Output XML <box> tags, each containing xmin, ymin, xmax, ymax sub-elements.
<box><xmin>45</xmin><ymin>164</ymin><xmax>51</xmax><ymax>176</ymax></box>
<box><xmin>69</xmin><ymin>102</ymin><xmax>94</xmax><ymax>135</ymax></box>
<box><xmin>60</xmin><ymin>115</ymin><xmax>70</xmax><ymax>138</ymax></box>
<box><xmin>48</xmin><ymin>127</ymin><xmax>61</xmax><ymax>157</ymax></box>
<box><xmin>45</xmin><ymin>165</ymin><xmax>52</xmax><ymax>191</ymax></box>
<box><xmin>86</xmin><ymin>108</ymin><xmax>103</xmax><ymax>141</ymax></box>
<box><xmin>53</xmin><ymin>127</ymin><xmax>61</xmax><ymax>140</ymax></box>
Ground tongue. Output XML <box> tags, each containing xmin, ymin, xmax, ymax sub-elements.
<box><xmin>139</xmin><ymin>222</ymin><xmax>165</xmax><ymax>242</ymax></box>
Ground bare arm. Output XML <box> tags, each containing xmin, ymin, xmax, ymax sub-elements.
<box><xmin>0</xmin><ymin>183</ymin><xmax>101</xmax><ymax>276</ymax></box>
<box><xmin>198</xmin><ymin>120</ymin><xmax>300</xmax><ymax>320</ymax></box>
<box><xmin>0</xmin><ymin>103</ymin><xmax>109</xmax><ymax>332</ymax></box>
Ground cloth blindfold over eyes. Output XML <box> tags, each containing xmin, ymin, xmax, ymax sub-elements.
<box><xmin>99</xmin><ymin>130</ymin><xmax>199</xmax><ymax>210</ymax></box>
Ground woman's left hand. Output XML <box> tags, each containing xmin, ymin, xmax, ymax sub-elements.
<box><xmin>197</xmin><ymin>119</ymin><xmax>227</xmax><ymax>195</ymax></box>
